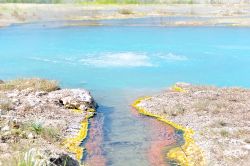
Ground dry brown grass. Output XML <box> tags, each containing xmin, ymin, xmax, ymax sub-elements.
<box><xmin>164</xmin><ymin>104</ymin><xmax>185</xmax><ymax>117</ymax></box>
<box><xmin>41</xmin><ymin>126</ymin><xmax>62</xmax><ymax>143</ymax></box>
<box><xmin>0</xmin><ymin>94</ymin><xmax>13</xmax><ymax>112</ymax></box>
<box><xmin>25</xmin><ymin>122</ymin><xmax>62</xmax><ymax>143</ymax></box>
<box><xmin>118</xmin><ymin>9</ymin><xmax>134</xmax><ymax>15</ymax></box>
<box><xmin>220</xmin><ymin>129</ymin><xmax>230</xmax><ymax>137</ymax></box>
<box><xmin>0</xmin><ymin>78</ymin><xmax>60</xmax><ymax>92</ymax></box>
<box><xmin>0</xmin><ymin>100</ymin><xmax>13</xmax><ymax>111</ymax></box>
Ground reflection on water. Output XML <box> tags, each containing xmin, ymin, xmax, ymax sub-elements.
<box><xmin>82</xmin><ymin>89</ymin><xmax>177</xmax><ymax>166</ymax></box>
<box><xmin>84</xmin><ymin>108</ymin><xmax>106</xmax><ymax>166</ymax></box>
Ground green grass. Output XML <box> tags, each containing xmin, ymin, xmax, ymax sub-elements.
<box><xmin>29</xmin><ymin>122</ymin><xmax>62</xmax><ymax>142</ymax></box>
<box><xmin>30</xmin><ymin>122</ymin><xmax>43</xmax><ymax>135</ymax></box>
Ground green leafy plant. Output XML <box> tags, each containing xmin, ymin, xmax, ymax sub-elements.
<box><xmin>31</xmin><ymin>122</ymin><xmax>43</xmax><ymax>135</ymax></box>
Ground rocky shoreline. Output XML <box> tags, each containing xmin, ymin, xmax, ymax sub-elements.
<box><xmin>0</xmin><ymin>78</ymin><xmax>96</xmax><ymax>166</ymax></box>
<box><xmin>1</xmin><ymin>4</ymin><xmax>250</xmax><ymax>27</ymax></box>
<box><xmin>1</xmin><ymin>79</ymin><xmax>250</xmax><ymax>166</ymax></box>
<box><xmin>133</xmin><ymin>83</ymin><xmax>250</xmax><ymax>166</ymax></box>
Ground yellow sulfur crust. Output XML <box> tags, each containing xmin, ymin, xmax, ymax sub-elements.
<box><xmin>63</xmin><ymin>109</ymin><xmax>95</xmax><ymax>163</ymax></box>
<box><xmin>132</xmin><ymin>94</ymin><xmax>205</xmax><ymax>166</ymax></box>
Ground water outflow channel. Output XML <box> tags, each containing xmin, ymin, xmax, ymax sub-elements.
<box><xmin>82</xmin><ymin>89</ymin><xmax>178</xmax><ymax>166</ymax></box>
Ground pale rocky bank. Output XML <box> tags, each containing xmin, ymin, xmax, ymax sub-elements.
<box><xmin>0</xmin><ymin>78</ymin><xmax>96</xmax><ymax>166</ymax></box>
<box><xmin>135</xmin><ymin>83</ymin><xmax>250</xmax><ymax>166</ymax></box>
<box><xmin>1</xmin><ymin>4</ymin><xmax>250</xmax><ymax>27</ymax></box>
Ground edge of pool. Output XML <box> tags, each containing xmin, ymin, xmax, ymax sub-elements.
<box><xmin>132</xmin><ymin>95</ymin><xmax>205</xmax><ymax>166</ymax></box>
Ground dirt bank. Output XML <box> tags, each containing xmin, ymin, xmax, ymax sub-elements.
<box><xmin>133</xmin><ymin>83</ymin><xmax>250</xmax><ymax>166</ymax></box>
<box><xmin>1</xmin><ymin>4</ymin><xmax>250</xmax><ymax>27</ymax></box>
<box><xmin>0</xmin><ymin>78</ymin><xmax>96</xmax><ymax>166</ymax></box>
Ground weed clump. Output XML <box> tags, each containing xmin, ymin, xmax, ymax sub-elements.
<box><xmin>118</xmin><ymin>9</ymin><xmax>134</xmax><ymax>15</ymax></box>
<box><xmin>29</xmin><ymin>122</ymin><xmax>62</xmax><ymax>143</ymax></box>
<box><xmin>220</xmin><ymin>130</ymin><xmax>229</xmax><ymax>137</ymax></box>
<box><xmin>0</xmin><ymin>78</ymin><xmax>60</xmax><ymax>92</ymax></box>
<box><xmin>0</xmin><ymin>94</ymin><xmax>13</xmax><ymax>112</ymax></box>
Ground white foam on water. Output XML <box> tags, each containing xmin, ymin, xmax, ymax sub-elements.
<box><xmin>29</xmin><ymin>52</ymin><xmax>188</xmax><ymax>68</ymax></box>
<box><xmin>79</xmin><ymin>52</ymin><xmax>155</xmax><ymax>68</ymax></box>
<box><xmin>156</xmin><ymin>53</ymin><xmax>188</xmax><ymax>61</ymax></box>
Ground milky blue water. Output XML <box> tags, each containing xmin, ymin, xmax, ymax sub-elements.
<box><xmin>1</xmin><ymin>23</ymin><xmax>250</xmax><ymax>166</ymax></box>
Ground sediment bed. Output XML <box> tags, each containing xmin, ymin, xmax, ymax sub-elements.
<box><xmin>0</xmin><ymin>78</ymin><xmax>96</xmax><ymax>165</ymax></box>
<box><xmin>133</xmin><ymin>83</ymin><xmax>250</xmax><ymax>166</ymax></box>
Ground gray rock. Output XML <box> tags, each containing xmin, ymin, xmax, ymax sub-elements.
<box><xmin>48</xmin><ymin>89</ymin><xmax>96</xmax><ymax>111</ymax></box>
<box><xmin>0</xmin><ymin>80</ymin><xmax>4</xmax><ymax>84</ymax></box>
<box><xmin>0</xmin><ymin>84</ymin><xmax>96</xmax><ymax>163</ymax></box>
<box><xmin>27</xmin><ymin>133</ymin><xmax>34</xmax><ymax>139</ymax></box>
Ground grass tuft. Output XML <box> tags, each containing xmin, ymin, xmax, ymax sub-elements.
<box><xmin>29</xmin><ymin>122</ymin><xmax>62</xmax><ymax>143</ymax></box>
<box><xmin>30</xmin><ymin>122</ymin><xmax>43</xmax><ymax>135</ymax></box>
<box><xmin>220</xmin><ymin>130</ymin><xmax>229</xmax><ymax>137</ymax></box>
<box><xmin>118</xmin><ymin>9</ymin><xmax>134</xmax><ymax>15</ymax></box>
<box><xmin>0</xmin><ymin>94</ymin><xmax>13</xmax><ymax>112</ymax></box>
<box><xmin>41</xmin><ymin>127</ymin><xmax>62</xmax><ymax>143</ymax></box>
<box><xmin>18</xmin><ymin>148</ymin><xmax>47</xmax><ymax>166</ymax></box>
<box><xmin>0</xmin><ymin>78</ymin><xmax>60</xmax><ymax>92</ymax></box>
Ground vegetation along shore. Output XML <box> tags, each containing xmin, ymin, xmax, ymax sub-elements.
<box><xmin>0</xmin><ymin>78</ymin><xmax>96</xmax><ymax>166</ymax></box>
<box><xmin>1</xmin><ymin>3</ymin><xmax>250</xmax><ymax>27</ymax></box>
<box><xmin>133</xmin><ymin>83</ymin><xmax>250</xmax><ymax>166</ymax></box>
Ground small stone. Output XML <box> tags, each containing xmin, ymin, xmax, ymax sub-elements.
<box><xmin>27</xmin><ymin>133</ymin><xmax>34</xmax><ymax>139</ymax></box>
<box><xmin>1</xmin><ymin>126</ymin><xmax>10</xmax><ymax>132</ymax></box>
<box><xmin>79</xmin><ymin>105</ymin><xmax>87</xmax><ymax>111</ymax></box>
<box><xmin>35</xmin><ymin>91</ymin><xmax>47</xmax><ymax>97</ymax></box>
